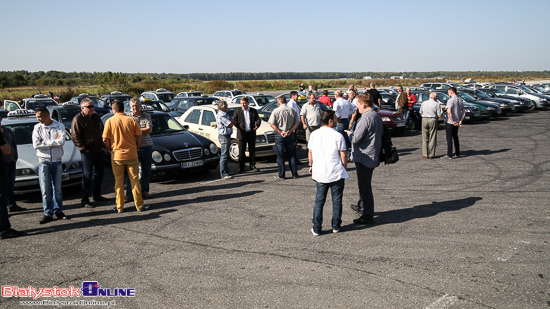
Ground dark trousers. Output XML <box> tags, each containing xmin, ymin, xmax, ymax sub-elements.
<box><xmin>445</xmin><ymin>123</ymin><xmax>460</xmax><ymax>157</ymax></box>
<box><xmin>81</xmin><ymin>150</ymin><xmax>105</xmax><ymax>202</ymax></box>
<box><xmin>238</xmin><ymin>131</ymin><xmax>256</xmax><ymax>170</ymax></box>
<box><xmin>0</xmin><ymin>173</ymin><xmax>12</xmax><ymax>232</ymax></box>
<box><xmin>275</xmin><ymin>133</ymin><xmax>297</xmax><ymax>179</ymax></box>
<box><xmin>355</xmin><ymin>162</ymin><xmax>374</xmax><ymax>220</ymax></box>
<box><xmin>6</xmin><ymin>161</ymin><xmax>17</xmax><ymax>208</ymax></box>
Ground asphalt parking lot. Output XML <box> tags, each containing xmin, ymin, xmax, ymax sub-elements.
<box><xmin>1</xmin><ymin>109</ymin><xmax>549</xmax><ymax>308</ymax></box>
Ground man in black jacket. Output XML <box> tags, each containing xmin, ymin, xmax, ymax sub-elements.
<box><xmin>71</xmin><ymin>98</ymin><xmax>109</xmax><ymax>208</ymax></box>
<box><xmin>232</xmin><ymin>97</ymin><xmax>261</xmax><ymax>172</ymax></box>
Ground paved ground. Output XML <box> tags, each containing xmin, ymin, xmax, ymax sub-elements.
<box><xmin>1</xmin><ymin>109</ymin><xmax>549</xmax><ymax>308</ymax></box>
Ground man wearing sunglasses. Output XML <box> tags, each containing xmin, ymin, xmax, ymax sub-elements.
<box><xmin>71</xmin><ymin>98</ymin><xmax>110</xmax><ymax>209</ymax></box>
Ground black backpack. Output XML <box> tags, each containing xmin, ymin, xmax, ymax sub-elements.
<box><xmin>379</xmin><ymin>127</ymin><xmax>399</xmax><ymax>165</ymax></box>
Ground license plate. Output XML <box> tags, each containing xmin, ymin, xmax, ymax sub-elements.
<box><xmin>396</xmin><ymin>122</ymin><xmax>406</xmax><ymax>127</ymax></box>
<box><xmin>465</xmin><ymin>116</ymin><xmax>470</xmax><ymax>120</ymax></box>
<box><xmin>62</xmin><ymin>173</ymin><xmax>69</xmax><ymax>181</ymax></box>
<box><xmin>181</xmin><ymin>160</ymin><xmax>203</xmax><ymax>168</ymax></box>
<box><xmin>474</xmin><ymin>112</ymin><xmax>480</xmax><ymax>117</ymax></box>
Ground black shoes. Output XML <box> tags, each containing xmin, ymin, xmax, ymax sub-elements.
<box><xmin>353</xmin><ymin>217</ymin><xmax>375</xmax><ymax>225</ymax></box>
<box><xmin>0</xmin><ymin>229</ymin><xmax>25</xmax><ymax>239</ymax></box>
<box><xmin>250</xmin><ymin>166</ymin><xmax>260</xmax><ymax>172</ymax></box>
<box><xmin>55</xmin><ymin>212</ymin><xmax>69</xmax><ymax>220</ymax></box>
<box><xmin>238</xmin><ymin>168</ymin><xmax>245</xmax><ymax>173</ymax></box>
<box><xmin>39</xmin><ymin>215</ymin><xmax>54</xmax><ymax>224</ymax></box>
<box><xmin>8</xmin><ymin>205</ymin><xmax>27</xmax><ymax>212</ymax></box>
<box><xmin>82</xmin><ymin>201</ymin><xmax>94</xmax><ymax>208</ymax></box>
<box><xmin>93</xmin><ymin>196</ymin><xmax>110</xmax><ymax>202</ymax></box>
<box><xmin>350</xmin><ymin>204</ymin><xmax>362</xmax><ymax>215</ymax></box>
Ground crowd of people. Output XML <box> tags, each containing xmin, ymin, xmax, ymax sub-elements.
<box><xmin>0</xmin><ymin>84</ymin><xmax>466</xmax><ymax>239</ymax></box>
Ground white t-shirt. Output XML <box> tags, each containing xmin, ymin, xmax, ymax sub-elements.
<box><xmin>308</xmin><ymin>126</ymin><xmax>349</xmax><ymax>183</ymax></box>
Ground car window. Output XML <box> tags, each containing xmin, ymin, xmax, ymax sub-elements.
<box><xmin>506</xmin><ymin>87</ymin><xmax>520</xmax><ymax>95</ymax></box>
<box><xmin>201</xmin><ymin>110</ymin><xmax>216</xmax><ymax>126</ymax></box>
<box><xmin>4</xmin><ymin>122</ymin><xmax>37</xmax><ymax>145</ymax></box>
<box><xmin>194</xmin><ymin>98</ymin><xmax>217</xmax><ymax>105</ymax></box>
<box><xmin>5</xmin><ymin>102</ymin><xmax>19</xmax><ymax>111</ymax></box>
<box><xmin>179</xmin><ymin>100</ymin><xmax>191</xmax><ymax>110</ymax></box>
<box><xmin>151</xmin><ymin>114</ymin><xmax>184</xmax><ymax>135</ymax></box>
<box><xmin>157</xmin><ymin>93</ymin><xmax>175</xmax><ymax>102</ymax></box>
<box><xmin>185</xmin><ymin>109</ymin><xmax>201</xmax><ymax>124</ymax></box>
<box><xmin>213</xmin><ymin>92</ymin><xmax>221</xmax><ymax>97</ymax></box>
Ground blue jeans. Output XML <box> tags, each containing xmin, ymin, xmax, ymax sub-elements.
<box><xmin>81</xmin><ymin>150</ymin><xmax>105</xmax><ymax>202</ymax></box>
<box><xmin>219</xmin><ymin>134</ymin><xmax>231</xmax><ymax>177</ymax></box>
<box><xmin>337</xmin><ymin>119</ymin><xmax>351</xmax><ymax>156</ymax></box>
<box><xmin>275</xmin><ymin>133</ymin><xmax>297</xmax><ymax>178</ymax></box>
<box><xmin>312</xmin><ymin>178</ymin><xmax>345</xmax><ymax>233</ymax></box>
<box><xmin>38</xmin><ymin>161</ymin><xmax>63</xmax><ymax>217</ymax></box>
<box><xmin>125</xmin><ymin>146</ymin><xmax>153</xmax><ymax>195</ymax></box>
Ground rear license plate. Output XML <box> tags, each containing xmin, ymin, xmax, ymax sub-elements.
<box><xmin>396</xmin><ymin>122</ymin><xmax>406</xmax><ymax>127</ymax></box>
<box><xmin>465</xmin><ymin>116</ymin><xmax>470</xmax><ymax>120</ymax></box>
<box><xmin>181</xmin><ymin>160</ymin><xmax>204</xmax><ymax>168</ymax></box>
<box><xmin>474</xmin><ymin>112</ymin><xmax>480</xmax><ymax>117</ymax></box>
<box><xmin>62</xmin><ymin>173</ymin><xmax>69</xmax><ymax>181</ymax></box>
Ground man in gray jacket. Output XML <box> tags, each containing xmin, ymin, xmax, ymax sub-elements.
<box><xmin>348</xmin><ymin>93</ymin><xmax>383</xmax><ymax>225</ymax></box>
<box><xmin>33</xmin><ymin>107</ymin><xmax>69</xmax><ymax>224</ymax></box>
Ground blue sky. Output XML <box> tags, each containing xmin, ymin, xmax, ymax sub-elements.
<box><xmin>1</xmin><ymin>0</ymin><xmax>549</xmax><ymax>73</ymax></box>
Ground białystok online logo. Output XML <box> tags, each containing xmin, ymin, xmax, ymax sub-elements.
<box><xmin>2</xmin><ymin>281</ymin><xmax>135</xmax><ymax>299</ymax></box>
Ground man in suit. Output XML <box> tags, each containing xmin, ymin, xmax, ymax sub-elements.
<box><xmin>232</xmin><ymin>97</ymin><xmax>262</xmax><ymax>172</ymax></box>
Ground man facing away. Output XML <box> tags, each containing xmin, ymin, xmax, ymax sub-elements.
<box><xmin>124</xmin><ymin>98</ymin><xmax>153</xmax><ymax>201</ymax></box>
<box><xmin>32</xmin><ymin>106</ymin><xmax>69</xmax><ymax>224</ymax></box>
<box><xmin>419</xmin><ymin>92</ymin><xmax>443</xmax><ymax>159</ymax></box>
<box><xmin>71</xmin><ymin>98</ymin><xmax>109</xmax><ymax>208</ymax></box>
<box><xmin>300</xmin><ymin>93</ymin><xmax>322</xmax><ymax>142</ymax></box>
<box><xmin>308</xmin><ymin>110</ymin><xmax>348</xmax><ymax>236</ymax></box>
<box><xmin>318</xmin><ymin>90</ymin><xmax>332</xmax><ymax>107</ymax></box>
<box><xmin>269</xmin><ymin>96</ymin><xmax>300</xmax><ymax>180</ymax></box>
<box><xmin>232</xmin><ymin>96</ymin><xmax>261</xmax><ymax>173</ymax></box>
<box><xmin>348</xmin><ymin>93</ymin><xmax>383</xmax><ymax>225</ymax></box>
<box><xmin>333</xmin><ymin>89</ymin><xmax>355</xmax><ymax>148</ymax></box>
<box><xmin>215</xmin><ymin>100</ymin><xmax>235</xmax><ymax>179</ymax></box>
<box><xmin>366</xmin><ymin>82</ymin><xmax>382</xmax><ymax>108</ymax></box>
<box><xmin>445</xmin><ymin>87</ymin><xmax>466</xmax><ymax>159</ymax></box>
<box><xmin>102</xmin><ymin>100</ymin><xmax>145</xmax><ymax>212</ymax></box>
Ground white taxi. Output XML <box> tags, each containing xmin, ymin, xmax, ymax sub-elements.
<box><xmin>177</xmin><ymin>104</ymin><xmax>276</xmax><ymax>161</ymax></box>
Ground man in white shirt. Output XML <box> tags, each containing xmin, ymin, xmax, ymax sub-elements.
<box><xmin>287</xmin><ymin>91</ymin><xmax>301</xmax><ymax>120</ymax></box>
<box><xmin>333</xmin><ymin>89</ymin><xmax>354</xmax><ymax>152</ymax></box>
<box><xmin>308</xmin><ymin>109</ymin><xmax>348</xmax><ymax>236</ymax></box>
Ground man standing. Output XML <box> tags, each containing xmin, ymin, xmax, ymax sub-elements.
<box><xmin>308</xmin><ymin>110</ymin><xmax>348</xmax><ymax>236</ymax></box>
<box><xmin>366</xmin><ymin>82</ymin><xmax>382</xmax><ymax>108</ymax></box>
<box><xmin>232</xmin><ymin>97</ymin><xmax>261</xmax><ymax>172</ymax></box>
<box><xmin>124</xmin><ymin>99</ymin><xmax>153</xmax><ymax>201</ymax></box>
<box><xmin>348</xmin><ymin>94</ymin><xmax>383</xmax><ymax>225</ymax></box>
<box><xmin>300</xmin><ymin>93</ymin><xmax>322</xmax><ymax>142</ymax></box>
<box><xmin>287</xmin><ymin>91</ymin><xmax>301</xmax><ymax>119</ymax></box>
<box><xmin>71</xmin><ymin>98</ymin><xmax>109</xmax><ymax>208</ymax></box>
<box><xmin>1</xmin><ymin>112</ymin><xmax>26</xmax><ymax>212</ymax></box>
<box><xmin>269</xmin><ymin>96</ymin><xmax>300</xmax><ymax>179</ymax></box>
<box><xmin>396</xmin><ymin>85</ymin><xmax>408</xmax><ymax>114</ymax></box>
<box><xmin>445</xmin><ymin>87</ymin><xmax>466</xmax><ymax>159</ymax></box>
<box><xmin>216</xmin><ymin>101</ymin><xmax>235</xmax><ymax>179</ymax></box>
<box><xmin>318</xmin><ymin>90</ymin><xmax>332</xmax><ymax>107</ymax></box>
<box><xmin>333</xmin><ymin>90</ymin><xmax>354</xmax><ymax>146</ymax></box>
<box><xmin>102</xmin><ymin>100</ymin><xmax>145</xmax><ymax>212</ymax></box>
<box><xmin>32</xmin><ymin>106</ymin><xmax>69</xmax><ymax>224</ymax></box>
<box><xmin>0</xmin><ymin>119</ymin><xmax>24</xmax><ymax>239</ymax></box>
<box><xmin>419</xmin><ymin>92</ymin><xmax>443</xmax><ymax>159</ymax></box>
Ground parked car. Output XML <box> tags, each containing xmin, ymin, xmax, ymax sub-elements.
<box><xmin>487</xmin><ymin>84</ymin><xmax>549</xmax><ymax>110</ymax></box>
<box><xmin>432</xmin><ymin>91</ymin><xmax>482</xmax><ymax>122</ymax></box>
<box><xmin>1</xmin><ymin>109</ymin><xmax>83</xmax><ymax>194</ymax></box>
<box><xmin>167</xmin><ymin>96</ymin><xmax>220</xmax><ymax>115</ymax></box>
<box><xmin>99</xmin><ymin>91</ymin><xmax>133</xmax><ymax>109</ymax></box>
<box><xmin>227</xmin><ymin>93</ymin><xmax>277</xmax><ymax>109</ymax></box>
<box><xmin>17</xmin><ymin>94</ymin><xmax>58</xmax><ymax>110</ymax></box>
<box><xmin>461</xmin><ymin>89</ymin><xmax>512</xmax><ymax>116</ymax></box>
<box><xmin>140</xmin><ymin>88</ymin><xmax>176</xmax><ymax>104</ymax></box>
<box><xmin>177</xmin><ymin>104</ymin><xmax>276</xmax><ymax>162</ymax></box>
<box><xmin>101</xmin><ymin>111</ymin><xmax>220</xmax><ymax>177</ymax></box>
<box><xmin>452</xmin><ymin>91</ymin><xmax>502</xmax><ymax>119</ymax></box>
<box><xmin>47</xmin><ymin>102</ymin><xmax>83</xmax><ymax>131</ymax></box>
<box><xmin>420</xmin><ymin>82</ymin><xmax>464</xmax><ymax>90</ymax></box>
<box><xmin>176</xmin><ymin>91</ymin><xmax>205</xmax><ymax>98</ymax></box>
<box><xmin>66</xmin><ymin>93</ymin><xmax>110</xmax><ymax>116</ymax></box>
<box><xmin>212</xmin><ymin>89</ymin><xmax>247</xmax><ymax>102</ymax></box>
<box><xmin>478</xmin><ymin>88</ymin><xmax>531</xmax><ymax>112</ymax></box>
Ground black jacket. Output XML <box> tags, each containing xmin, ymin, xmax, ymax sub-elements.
<box><xmin>232</xmin><ymin>107</ymin><xmax>261</xmax><ymax>140</ymax></box>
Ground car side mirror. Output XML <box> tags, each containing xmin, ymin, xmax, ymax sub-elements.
<box><xmin>210</xmin><ymin>122</ymin><xmax>217</xmax><ymax>128</ymax></box>
<box><xmin>183</xmin><ymin>125</ymin><xmax>189</xmax><ymax>130</ymax></box>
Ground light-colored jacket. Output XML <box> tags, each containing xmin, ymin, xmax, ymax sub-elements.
<box><xmin>32</xmin><ymin>120</ymin><xmax>65</xmax><ymax>162</ymax></box>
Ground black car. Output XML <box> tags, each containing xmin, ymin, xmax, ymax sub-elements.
<box><xmin>101</xmin><ymin>111</ymin><xmax>220</xmax><ymax>178</ymax></box>
<box><xmin>67</xmin><ymin>94</ymin><xmax>111</xmax><ymax>116</ymax></box>
<box><xmin>99</xmin><ymin>91</ymin><xmax>134</xmax><ymax>109</ymax></box>
<box><xmin>167</xmin><ymin>96</ymin><xmax>219</xmax><ymax>115</ymax></box>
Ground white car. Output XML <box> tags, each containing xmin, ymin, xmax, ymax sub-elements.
<box><xmin>226</xmin><ymin>93</ymin><xmax>276</xmax><ymax>109</ymax></box>
<box><xmin>177</xmin><ymin>104</ymin><xmax>276</xmax><ymax>161</ymax></box>
<box><xmin>212</xmin><ymin>89</ymin><xmax>247</xmax><ymax>102</ymax></box>
<box><xmin>1</xmin><ymin>110</ymin><xmax>83</xmax><ymax>194</ymax></box>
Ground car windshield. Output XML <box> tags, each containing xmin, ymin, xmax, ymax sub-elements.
<box><xmin>147</xmin><ymin>101</ymin><xmax>170</xmax><ymax>112</ymax></box>
<box><xmin>150</xmin><ymin>114</ymin><xmax>185</xmax><ymax>135</ymax></box>
<box><xmin>254</xmin><ymin>96</ymin><xmax>276</xmax><ymax>106</ymax></box>
<box><xmin>490</xmin><ymin>89</ymin><xmax>507</xmax><ymax>96</ymax></box>
<box><xmin>519</xmin><ymin>86</ymin><xmax>536</xmax><ymax>94</ymax></box>
<box><xmin>435</xmin><ymin>92</ymin><xmax>450</xmax><ymax>103</ymax></box>
<box><xmin>230</xmin><ymin>90</ymin><xmax>246</xmax><ymax>96</ymax></box>
<box><xmin>473</xmin><ymin>90</ymin><xmax>491</xmax><ymax>100</ymax></box>
<box><xmin>26</xmin><ymin>100</ymin><xmax>57</xmax><ymax>110</ymax></box>
<box><xmin>157</xmin><ymin>93</ymin><xmax>176</xmax><ymax>102</ymax></box>
<box><xmin>458</xmin><ymin>92</ymin><xmax>477</xmax><ymax>102</ymax></box>
<box><xmin>58</xmin><ymin>108</ymin><xmax>81</xmax><ymax>121</ymax></box>
<box><xmin>3</xmin><ymin>122</ymin><xmax>36</xmax><ymax>145</ymax></box>
<box><xmin>76</xmin><ymin>97</ymin><xmax>100</xmax><ymax>104</ymax></box>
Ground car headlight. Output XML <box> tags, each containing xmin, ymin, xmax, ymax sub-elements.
<box><xmin>163</xmin><ymin>154</ymin><xmax>171</xmax><ymax>162</ymax></box>
<box><xmin>465</xmin><ymin>108</ymin><xmax>471</xmax><ymax>112</ymax></box>
<box><xmin>255</xmin><ymin>135</ymin><xmax>266</xmax><ymax>143</ymax></box>
<box><xmin>500</xmin><ymin>104</ymin><xmax>507</xmax><ymax>107</ymax></box>
<box><xmin>16</xmin><ymin>168</ymin><xmax>34</xmax><ymax>176</ymax></box>
<box><xmin>381</xmin><ymin>117</ymin><xmax>391</xmax><ymax>121</ymax></box>
<box><xmin>486</xmin><ymin>106</ymin><xmax>495</xmax><ymax>110</ymax></box>
<box><xmin>70</xmin><ymin>162</ymin><xmax>81</xmax><ymax>169</ymax></box>
<box><xmin>204</xmin><ymin>147</ymin><xmax>210</xmax><ymax>156</ymax></box>
<box><xmin>209</xmin><ymin>143</ymin><xmax>218</xmax><ymax>155</ymax></box>
<box><xmin>152</xmin><ymin>151</ymin><xmax>163</xmax><ymax>163</ymax></box>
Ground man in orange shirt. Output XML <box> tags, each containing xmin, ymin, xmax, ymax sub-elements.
<box><xmin>102</xmin><ymin>100</ymin><xmax>145</xmax><ymax>213</ymax></box>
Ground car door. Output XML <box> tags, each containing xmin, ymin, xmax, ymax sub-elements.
<box><xmin>3</xmin><ymin>100</ymin><xmax>21</xmax><ymax>111</ymax></box>
<box><xmin>198</xmin><ymin>109</ymin><xmax>217</xmax><ymax>141</ymax></box>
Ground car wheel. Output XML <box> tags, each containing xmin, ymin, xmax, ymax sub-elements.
<box><xmin>229</xmin><ymin>140</ymin><xmax>240</xmax><ymax>162</ymax></box>
<box><xmin>407</xmin><ymin>116</ymin><xmax>417</xmax><ymax>131</ymax></box>
<box><xmin>529</xmin><ymin>100</ymin><xmax>537</xmax><ymax>111</ymax></box>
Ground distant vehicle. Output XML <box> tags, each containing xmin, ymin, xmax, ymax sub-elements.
<box><xmin>99</xmin><ymin>91</ymin><xmax>133</xmax><ymax>109</ymax></box>
<box><xmin>47</xmin><ymin>103</ymin><xmax>83</xmax><ymax>131</ymax></box>
<box><xmin>176</xmin><ymin>91</ymin><xmax>204</xmax><ymax>98</ymax></box>
<box><xmin>18</xmin><ymin>94</ymin><xmax>58</xmax><ymax>110</ymax></box>
<box><xmin>487</xmin><ymin>84</ymin><xmax>549</xmax><ymax>110</ymax></box>
<box><xmin>212</xmin><ymin>89</ymin><xmax>247</xmax><ymax>102</ymax></box>
<box><xmin>461</xmin><ymin>89</ymin><xmax>512</xmax><ymax>116</ymax></box>
<box><xmin>167</xmin><ymin>96</ymin><xmax>220</xmax><ymax>115</ymax></box>
<box><xmin>66</xmin><ymin>94</ymin><xmax>110</xmax><ymax>117</ymax></box>
<box><xmin>420</xmin><ymin>82</ymin><xmax>464</xmax><ymax>90</ymax></box>
<box><xmin>227</xmin><ymin>93</ymin><xmax>277</xmax><ymax>109</ymax></box>
<box><xmin>478</xmin><ymin>88</ymin><xmax>531</xmax><ymax>112</ymax></box>
<box><xmin>177</xmin><ymin>103</ymin><xmax>276</xmax><ymax>162</ymax></box>
<box><xmin>140</xmin><ymin>88</ymin><xmax>176</xmax><ymax>104</ymax></box>
<box><xmin>1</xmin><ymin>109</ymin><xmax>83</xmax><ymax>194</ymax></box>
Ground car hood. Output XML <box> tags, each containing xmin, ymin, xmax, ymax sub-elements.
<box><xmin>150</xmin><ymin>131</ymin><xmax>211</xmax><ymax>152</ymax></box>
<box><xmin>377</xmin><ymin>109</ymin><xmax>402</xmax><ymax>117</ymax></box>
<box><xmin>16</xmin><ymin>141</ymin><xmax>81</xmax><ymax>171</ymax></box>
